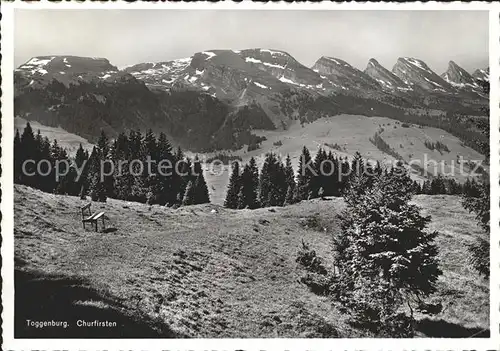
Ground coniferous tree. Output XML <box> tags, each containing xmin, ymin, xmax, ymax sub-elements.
<box><xmin>297</xmin><ymin>146</ymin><xmax>314</xmax><ymax>201</ymax></box>
<box><xmin>190</xmin><ymin>159</ymin><xmax>210</xmax><ymax>205</ymax></box>
<box><xmin>311</xmin><ymin>148</ymin><xmax>328</xmax><ymax>198</ymax></box>
<box><xmin>89</xmin><ymin>173</ymin><xmax>107</xmax><ymax>202</ymax></box>
<box><xmin>19</xmin><ymin>122</ymin><xmax>37</xmax><ymax>186</ymax></box>
<box><xmin>350</xmin><ymin>151</ymin><xmax>364</xmax><ymax>180</ymax></box>
<box><xmin>14</xmin><ymin>129</ymin><xmax>22</xmax><ymax>183</ymax></box>
<box><xmin>259</xmin><ymin>152</ymin><xmax>286</xmax><ymax>207</ymax></box>
<box><xmin>182</xmin><ymin>180</ymin><xmax>195</xmax><ymax>206</ymax></box>
<box><xmin>284</xmin><ymin>154</ymin><xmax>296</xmax><ymax>198</ymax></box>
<box><xmin>142</xmin><ymin>129</ymin><xmax>159</xmax><ymax>202</ymax></box>
<box><xmin>339</xmin><ymin>157</ymin><xmax>351</xmax><ymax>194</ymax></box>
<box><xmin>239</xmin><ymin>157</ymin><xmax>259</xmax><ymax>209</ymax></box>
<box><xmin>224</xmin><ymin>161</ymin><xmax>241</xmax><ymax>209</ymax></box>
<box><xmin>95</xmin><ymin>130</ymin><xmax>114</xmax><ymax>197</ymax></box>
<box><xmin>412</xmin><ymin>180</ymin><xmax>422</xmax><ymax>195</ymax></box>
<box><xmin>462</xmin><ymin>179</ymin><xmax>490</xmax><ymax>278</ymax></box>
<box><xmin>421</xmin><ymin>180</ymin><xmax>432</xmax><ymax>194</ymax></box>
<box><xmin>194</xmin><ymin>174</ymin><xmax>210</xmax><ymax>204</ymax></box>
<box><xmin>333</xmin><ymin>169</ymin><xmax>442</xmax><ymax>336</ymax></box>
<box><xmin>237</xmin><ymin>186</ymin><xmax>246</xmax><ymax>209</ymax></box>
<box><xmin>74</xmin><ymin>143</ymin><xmax>90</xmax><ymax>196</ymax></box>
<box><xmin>87</xmin><ymin>146</ymin><xmax>106</xmax><ymax>202</ymax></box>
<box><xmin>430</xmin><ymin>174</ymin><xmax>446</xmax><ymax>194</ymax></box>
<box><xmin>157</xmin><ymin>132</ymin><xmax>176</xmax><ymax>205</ymax></box>
<box><xmin>176</xmin><ymin>157</ymin><xmax>193</xmax><ymax>205</ymax></box>
<box><xmin>292</xmin><ymin>185</ymin><xmax>300</xmax><ymax>204</ymax></box>
<box><xmin>259</xmin><ymin>153</ymin><xmax>273</xmax><ymax>207</ymax></box>
<box><xmin>284</xmin><ymin>185</ymin><xmax>294</xmax><ymax>206</ymax></box>
<box><xmin>38</xmin><ymin>136</ymin><xmax>52</xmax><ymax>192</ymax></box>
<box><xmin>325</xmin><ymin>152</ymin><xmax>341</xmax><ymax>196</ymax></box>
<box><xmin>75</xmin><ymin>143</ymin><xmax>88</xmax><ymax>169</ymax></box>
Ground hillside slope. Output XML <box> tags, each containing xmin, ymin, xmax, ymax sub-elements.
<box><xmin>14</xmin><ymin>185</ymin><xmax>489</xmax><ymax>338</ymax></box>
<box><xmin>203</xmin><ymin>115</ymin><xmax>486</xmax><ymax>205</ymax></box>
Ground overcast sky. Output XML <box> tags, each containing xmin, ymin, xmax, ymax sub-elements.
<box><xmin>15</xmin><ymin>10</ymin><xmax>489</xmax><ymax>73</ymax></box>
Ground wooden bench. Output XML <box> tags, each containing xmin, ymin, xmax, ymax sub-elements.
<box><xmin>81</xmin><ymin>203</ymin><xmax>105</xmax><ymax>231</ymax></box>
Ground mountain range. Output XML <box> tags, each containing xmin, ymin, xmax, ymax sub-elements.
<box><xmin>14</xmin><ymin>49</ymin><xmax>489</xmax><ymax>152</ymax></box>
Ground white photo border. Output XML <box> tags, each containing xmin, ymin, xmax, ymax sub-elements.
<box><xmin>1</xmin><ymin>1</ymin><xmax>499</xmax><ymax>350</ymax></box>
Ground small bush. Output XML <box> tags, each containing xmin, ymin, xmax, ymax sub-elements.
<box><xmin>247</xmin><ymin>143</ymin><xmax>260</xmax><ymax>152</ymax></box>
<box><xmin>300</xmin><ymin>273</ymin><xmax>333</xmax><ymax>295</ymax></box>
<box><xmin>299</xmin><ymin>214</ymin><xmax>329</xmax><ymax>232</ymax></box>
<box><xmin>401</xmin><ymin>123</ymin><xmax>410</xmax><ymax>128</ymax></box>
<box><xmin>296</xmin><ymin>240</ymin><xmax>328</xmax><ymax>275</ymax></box>
<box><xmin>273</xmin><ymin>140</ymin><xmax>283</xmax><ymax>147</ymax></box>
<box><xmin>324</xmin><ymin>142</ymin><xmax>344</xmax><ymax>152</ymax></box>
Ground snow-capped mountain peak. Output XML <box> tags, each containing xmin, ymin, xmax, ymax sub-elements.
<box><xmin>364</xmin><ymin>58</ymin><xmax>412</xmax><ymax>92</ymax></box>
<box><xmin>440</xmin><ymin>60</ymin><xmax>479</xmax><ymax>91</ymax></box>
<box><xmin>472</xmin><ymin>67</ymin><xmax>489</xmax><ymax>82</ymax></box>
<box><xmin>392</xmin><ymin>57</ymin><xmax>454</xmax><ymax>93</ymax></box>
<box><xmin>311</xmin><ymin>56</ymin><xmax>382</xmax><ymax>96</ymax></box>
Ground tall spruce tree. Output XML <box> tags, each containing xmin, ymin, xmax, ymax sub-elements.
<box><xmin>143</xmin><ymin>129</ymin><xmax>159</xmax><ymax>202</ymax></box>
<box><xmin>194</xmin><ymin>174</ymin><xmax>210</xmax><ymax>204</ymax></box>
<box><xmin>224</xmin><ymin>161</ymin><xmax>241</xmax><ymax>209</ymax></box>
<box><xmin>239</xmin><ymin>157</ymin><xmax>259</xmax><ymax>209</ymax></box>
<box><xmin>14</xmin><ymin>129</ymin><xmax>22</xmax><ymax>183</ymax></box>
<box><xmin>19</xmin><ymin>122</ymin><xmax>37</xmax><ymax>186</ymax></box>
<box><xmin>157</xmin><ymin>132</ymin><xmax>175</xmax><ymax>205</ymax></box>
<box><xmin>259</xmin><ymin>153</ymin><xmax>286</xmax><ymax>207</ymax></box>
<box><xmin>350</xmin><ymin>151</ymin><xmax>364</xmax><ymax>180</ymax></box>
<box><xmin>311</xmin><ymin>148</ymin><xmax>328</xmax><ymax>198</ymax></box>
<box><xmin>462</xmin><ymin>178</ymin><xmax>490</xmax><ymax>278</ymax></box>
<box><xmin>430</xmin><ymin>174</ymin><xmax>446</xmax><ymax>194</ymax></box>
<box><xmin>182</xmin><ymin>180</ymin><xmax>195</xmax><ymax>206</ymax></box>
<box><xmin>296</xmin><ymin>146</ymin><xmax>314</xmax><ymax>201</ymax></box>
<box><xmin>284</xmin><ymin>155</ymin><xmax>296</xmax><ymax>192</ymax></box>
<box><xmin>333</xmin><ymin>169</ymin><xmax>442</xmax><ymax>336</ymax></box>
<box><xmin>191</xmin><ymin>159</ymin><xmax>210</xmax><ymax>204</ymax></box>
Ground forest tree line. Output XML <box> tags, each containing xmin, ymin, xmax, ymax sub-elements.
<box><xmin>14</xmin><ymin>122</ymin><xmax>210</xmax><ymax>206</ymax></box>
<box><xmin>223</xmin><ymin>146</ymin><xmax>484</xmax><ymax>210</ymax></box>
<box><xmin>15</xmin><ymin>123</ymin><xmax>484</xmax><ymax>209</ymax></box>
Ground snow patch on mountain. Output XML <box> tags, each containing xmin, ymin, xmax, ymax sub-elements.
<box><xmin>253</xmin><ymin>81</ymin><xmax>269</xmax><ymax>89</ymax></box>
<box><xmin>202</xmin><ymin>51</ymin><xmax>216</xmax><ymax>60</ymax></box>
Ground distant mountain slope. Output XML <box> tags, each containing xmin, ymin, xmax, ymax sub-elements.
<box><xmin>392</xmin><ymin>57</ymin><xmax>455</xmax><ymax>93</ymax></box>
<box><xmin>364</xmin><ymin>58</ymin><xmax>412</xmax><ymax>92</ymax></box>
<box><xmin>14</xmin><ymin>116</ymin><xmax>94</xmax><ymax>155</ymax></box>
<box><xmin>14</xmin><ymin>55</ymin><xmax>277</xmax><ymax>151</ymax></box>
<box><xmin>472</xmin><ymin>67</ymin><xmax>489</xmax><ymax>82</ymax></box>
<box><xmin>312</xmin><ymin>56</ymin><xmax>382</xmax><ymax>97</ymax></box>
<box><xmin>440</xmin><ymin>60</ymin><xmax>484</xmax><ymax>96</ymax></box>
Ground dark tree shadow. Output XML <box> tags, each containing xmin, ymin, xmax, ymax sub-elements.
<box><xmin>417</xmin><ymin>318</ymin><xmax>490</xmax><ymax>338</ymax></box>
<box><xmin>102</xmin><ymin>227</ymin><xmax>118</xmax><ymax>233</ymax></box>
<box><xmin>15</xmin><ymin>269</ymin><xmax>187</xmax><ymax>338</ymax></box>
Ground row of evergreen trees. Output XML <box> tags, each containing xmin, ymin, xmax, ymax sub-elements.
<box><xmin>15</xmin><ymin>122</ymin><xmax>483</xmax><ymax>209</ymax></box>
<box><xmin>224</xmin><ymin>147</ymin><xmax>375</xmax><ymax>209</ymax></box>
<box><xmin>14</xmin><ymin>123</ymin><xmax>210</xmax><ymax>206</ymax></box>
<box><xmin>224</xmin><ymin>146</ymin><xmax>483</xmax><ymax>209</ymax></box>
<box><xmin>14</xmin><ymin>125</ymin><xmax>78</xmax><ymax>194</ymax></box>
<box><xmin>417</xmin><ymin>176</ymin><xmax>481</xmax><ymax>196</ymax></box>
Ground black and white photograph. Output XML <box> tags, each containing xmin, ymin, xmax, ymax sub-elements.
<box><xmin>1</xmin><ymin>4</ymin><xmax>498</xmax><ymax>348</ymax></box>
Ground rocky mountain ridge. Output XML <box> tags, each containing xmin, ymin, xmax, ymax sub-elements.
<box><xmin>14</xmin><ymin>51</ymin><xmax>489</xmax><ymax>152</ymax></box>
